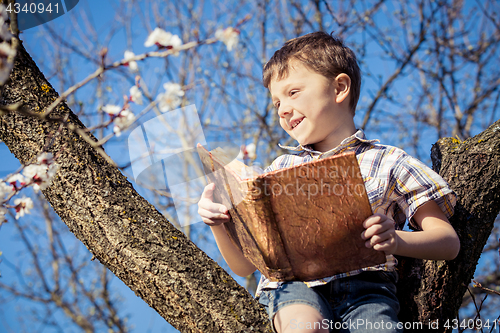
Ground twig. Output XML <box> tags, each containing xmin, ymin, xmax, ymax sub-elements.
<box><xmin>473</xmin><ymin>280</ymin><xmax>500</xmax><ymax>297</ymax></box>
<box><xmin>41</xmin><ymin>38</ymin><xmax>218</xmax><ymax>119</ymax></box>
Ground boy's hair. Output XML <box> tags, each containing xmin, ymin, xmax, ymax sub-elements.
<box><xmin>263</xmin><ymin>31</ymin><xmax>361</xmax><ymax>115</ymax></box>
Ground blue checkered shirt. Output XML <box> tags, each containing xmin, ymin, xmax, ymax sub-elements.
<box><xmin>255</xmin><ymin>129</ymin><xmax>456</xmax><ymax>297</ymax></box>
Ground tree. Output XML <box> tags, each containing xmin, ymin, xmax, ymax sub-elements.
<box><xmin>1</xmin><ymin>0</ymin><xmax>500</xmax><ymax>332</ymax></box>
<box><xmin>398</xmin><ymin>121</ymin><xmax>500</xmax><ymax>327</ymax></box>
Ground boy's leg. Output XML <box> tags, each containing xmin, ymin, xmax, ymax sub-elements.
<box><xmin>258</xmin><ymin>281</ymin><xmax>334</xmax><ymax>333</ymax></box>
<box><xmin>324</xmin><ymin>271</ymin><xmax>401</xmax><ymax>333</ymax></box>
<box><xmin>274</xmin><ymin>304</ymin><xmax>328</xmax><ymax>333</ymax></box>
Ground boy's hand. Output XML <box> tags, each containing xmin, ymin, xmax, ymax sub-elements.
<box><xmin>198</xmin><ymin>183</ymin><xmax>231</xmax><ymax>226</ymax></box>
<box><xmin>361</xmin><ymin>214</ymin><xmax>398</xmax><ymax>254</ymax></box>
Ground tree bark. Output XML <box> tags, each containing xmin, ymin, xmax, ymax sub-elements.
<box><xmin>1</xmin><ymin>40</ymin><xmax>499</xmax><ymax>333</ymax></box>
<box><xmin>397</xmin><ymin>119</ymin><xmax>500</xmax><ymax>331</ymax></box>
<box><xmin>0</xmin><ymin>42</ymin><xmax>272</xmax><ymax>333</ymax></box>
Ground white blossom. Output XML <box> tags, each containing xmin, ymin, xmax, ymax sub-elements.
<box><xmin>31</xmin><ymin>183</ymin><xmax>42</xmax><ymax>192</ymax></box>
<box><xmin>7</xmin><ymin>173</ymin><xmax>26</xmax><ymax>186</ymax></box>
<box><xmin>102</xmin><ymin>104</ymin><xmax>135</xmax><ymax>136</ymax></box>
<box><xmin>102</xmin><ymin>104</ymin><xmax>122</xmax><ymax>115</ymax></box>
<box><xmin>23</xmin><ymin>164</ymin><xmax>47</xmax><ymax>179</ymax></box>
<box><xmin>21</xmin><ymin>152</ymin><xmax>59</xmax><ymax>192</ymax></box>
<box><xmin>14</xmin><ymin>196</ymin><xmax>33</xmax><ymax>219</ymax></box>
<box><xmin>113</xmin><ymin>108</ymin><xmax>135</xmax><ymax>137</ymax></box>
<box><xmin>144</xmin><ymin>28</ymin><xmax>183</xmax><ymax>55</ymax></box>
<box><xmin>144</xmin><ymin>28</ymin><xmax>170</xmax><ymax>47</ymax></box>
<box><xmin>168</xmin><ymin>34</ymin><xmax>182</xmax><ymax>56</ymax></box>
<box><xmin>237</xmin><ymin>143</ymin><xmax>257</xmax><ymax>161</ymax></box>
<box><xmin>215</xmin><ymin>27</ymin><xmax>239</xmax><ymax>51</ymax></box>
<box><xmin>156</xmin><ymin>82</ymin><xmax>184</xmax><ymax>112</ymax></box>
<box><xmin>246</xmin><ymin>143</ymin><xmax>256</xmax><ymax>160</ymax></box>
<box><xmin>37</xmin><ymin>152</ymin><xmax>54</xmax><ymax>164</ymax></box>
<box><xmin>123</xmin><ymin>50</ymin><xmax>138</xmax><ymax>72</ymax></box>
<box><xmin>129</xmin><ymin>86</ymin><xmax>143</xmax><ymax>105</ymax></box>
<box><xmin>0</xmin><ymin>180</ymin><xmax>12</xmax><ymax>200</ymax></box>
<box><xmin>170</xmin><ymin>34</ymin><xmax>182</xmax><ymax>48</ymax></box>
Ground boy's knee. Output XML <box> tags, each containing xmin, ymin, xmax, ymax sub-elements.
<box><xmin>273</xmin><ymin>304</ymin><xmax>329</xmax><ymax>333</ymax></box>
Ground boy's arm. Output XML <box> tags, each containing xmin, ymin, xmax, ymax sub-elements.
<box><xmin>210</xmin><ymin>224</ymin><xmax>257</xmax><ymax>277</ymax></box>
<box><xmin>198</xmin><ymin>183</ymin><xmax>256</xmax><ymax>277</ymax></box>
<box><xmin>362</xmin><ymin>200</ymin><xmax>460</xmax><ymax>260</ymax></box>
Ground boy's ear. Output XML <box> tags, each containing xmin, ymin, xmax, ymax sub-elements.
<box><xmin>334</xmin><ymin>73</ymin><xmax>351</xmax><ymax>104</ymax></box>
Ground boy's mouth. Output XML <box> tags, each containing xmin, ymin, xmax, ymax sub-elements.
<box><xmin>290</xmin><ymin>117</ymin><xmax>304</xmax><ymax>130</ymax></box>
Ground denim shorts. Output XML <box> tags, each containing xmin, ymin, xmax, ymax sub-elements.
<box><xmin>257</xmin><ymin>271</ymin><xmax>401</xmax><ymax>332</ymax></box>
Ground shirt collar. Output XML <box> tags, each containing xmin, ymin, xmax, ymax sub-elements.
<box><xmin>278</xmin><ymin>129</ymin><xmax>379</xmax><ymax>157</ymax></box>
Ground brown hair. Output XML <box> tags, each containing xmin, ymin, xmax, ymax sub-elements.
<box><xmin>263</xmin><ymin>31</ymin><xmax>361</xmax><ymax>114</ymax></box>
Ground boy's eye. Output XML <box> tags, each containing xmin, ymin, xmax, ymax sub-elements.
<box><xmin>274</xmin><ymin>102</ymin><xmax>280</xmax><ymax>109</ymax></box>
<box><xmin>290</xmin><ymin>90</ymin><xmax>298</xmax><ymax>96</ymax></box>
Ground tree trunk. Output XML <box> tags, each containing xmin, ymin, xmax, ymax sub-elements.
<box><xmin>1</xmin><ymin>41</ymin><xmax>499</xmax><ymax>333</ymax></box>
<box><xmin>397</xmin><ymin>119</ymin><xmax>500</xmax><ymax>331</ymax></box>
<box><xmin>0</xmin><ymin>42</ymin><xmax>272</xmax><ymax>333</ymax></box>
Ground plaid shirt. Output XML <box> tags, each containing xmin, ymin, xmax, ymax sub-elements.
<box><xmin>255</xmin><ymin>129</ymin><xmax>456</xmax><ymax>297</ymax></box>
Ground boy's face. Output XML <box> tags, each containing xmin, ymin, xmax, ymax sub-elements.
<box><xmin>269</xmin><ymin>62</ymin><xmax>353</xmax><ymax>152</ymax></box>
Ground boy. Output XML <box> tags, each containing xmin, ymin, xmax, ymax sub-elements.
<box><xmin>198</xmin><ymin>31</ymin><xmax>460</xmax><ymax>333</ymax></box>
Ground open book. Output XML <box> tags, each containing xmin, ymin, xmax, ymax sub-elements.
<box><xmin>197</xmin><ymin>144</ymin><xmax>386</xmax><ymax>282</ymax></box>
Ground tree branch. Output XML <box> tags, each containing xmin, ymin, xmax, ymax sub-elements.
<box><xmin>0</xmin><ymin>34</ymin><xmax>272</xmax><ymax>333</ymax></box>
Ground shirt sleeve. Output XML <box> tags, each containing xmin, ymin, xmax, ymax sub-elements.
<box><xmin>389</xmin><ymin>153</ymin><xmax>456</xmax><ymax>230</ymax></box>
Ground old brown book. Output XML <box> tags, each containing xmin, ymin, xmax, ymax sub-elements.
<box><xmin>197</xmin><ymin>144</ymin><xmax>386</xmax><ymax>282</ymax></box>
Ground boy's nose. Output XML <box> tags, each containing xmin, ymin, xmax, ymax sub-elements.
<box><xmin>278</xmin><ymin>103</ymin><xmax>292</xmax><ymax>118</ymax></box>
